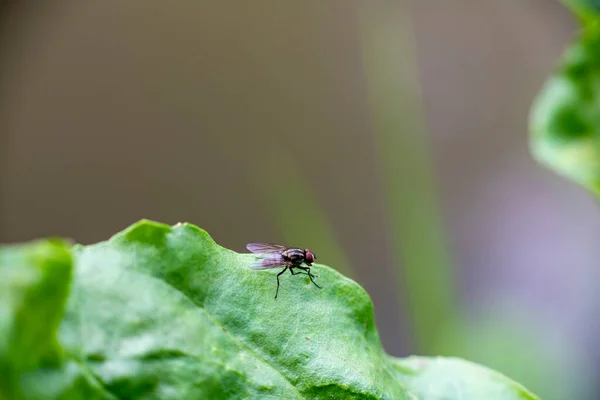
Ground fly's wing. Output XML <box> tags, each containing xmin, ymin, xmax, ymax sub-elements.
<box><xmin>247</xmin><ymin>253</ymin><xmax>286</xmax><ymax>270</ymax></box>
<box><xmin>246</xmin><ymin>242</ymin><xmax>287</xmax><ymax>254</ymax></box>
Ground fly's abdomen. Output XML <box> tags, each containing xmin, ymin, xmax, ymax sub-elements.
<box><xmin>282</xmin><ymin>248</ymin><xmax>305</xmax><ymax>264</ymax></box>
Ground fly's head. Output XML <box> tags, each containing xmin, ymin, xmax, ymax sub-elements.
<box><xmin>304</xmin><ymin>249</ymin><xmax>316</xmax><ymax>265</ymax></box>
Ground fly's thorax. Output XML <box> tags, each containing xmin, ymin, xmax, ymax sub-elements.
<box><xmin>282</xmin><ymin>248</ymin><xmax>305</xmax><ymax>264</ymax></box>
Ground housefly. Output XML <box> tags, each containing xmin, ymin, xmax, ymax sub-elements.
<box><xmin>246</xmin><ymin>242</ymin><xmax>322</xmax><ymax>299</ymax></box>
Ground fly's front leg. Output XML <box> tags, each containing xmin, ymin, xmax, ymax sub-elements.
<box><xmin>297</xmin><ymin>266</ymin><xmax>319</xmax><ymax>279</ymax></box>
<box><xmin>307</xmin><ymin>269</ymin><xmax>322</xmax><ymax>289</ymax></box>
<box><xmin>290</xmin><ymin>268</ymin><xmax>312</xmax><ymax>277</ymax></box>
<box><xmin>298</xmin><ymin>266</ymin><xmax>322</xmax><ymax>289</ymax></box>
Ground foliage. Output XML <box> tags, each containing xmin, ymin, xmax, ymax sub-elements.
<box><xmin>530</xmin><ymin>0</ymin><xmax>600</xmax><ymax>194</ymax></box>
<box><xmin>0</xmin><ymin>220</ymin><xmax>538</xmax><ymax>399</ymax></box>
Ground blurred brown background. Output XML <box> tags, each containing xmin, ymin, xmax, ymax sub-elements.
<box><xmin>1</xmin><ymin>1</ymin><xmax>596</xmax><ymax>399</ymax></box>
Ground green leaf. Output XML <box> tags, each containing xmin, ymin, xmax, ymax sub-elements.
<box><xmin>560</xmin><ymin>0</ymin><xmax>600</xmax><ymax>23</ymax></box>
<box><xmin>2</xmin><ymin>220</ymin><xmax>539</xmax><ymax>399</ymax></box>
<box><xmin>390</xmin><ymin>357</ymin><xmax>539</xmax><ymax>400</ymax></box>
<box><xmin>0</xmin><ymin>239</ymin><xmax>111</xmax><ymax>400</ymax></box>
<box><xmin>530</xmin><ymin>4</ymin><xmax>600</xmax><ymax>194</ymax></box>
<box><xmin>0</xmin><ymin>239</ymin><xmax>71</xmax><ymax>371</ymax></box>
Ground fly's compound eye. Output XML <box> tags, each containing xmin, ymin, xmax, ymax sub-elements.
<box><xmin>305</xmin><ymin>250</ymin><xmax>315</xmax><ymax>264</ymax></box>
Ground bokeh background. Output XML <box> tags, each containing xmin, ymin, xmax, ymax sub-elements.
<box><xmin>1</xmin><ymin>1</ymin><xmax>596</xmax><ymax>398</ymax></box>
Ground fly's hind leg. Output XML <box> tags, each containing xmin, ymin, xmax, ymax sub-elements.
<box><xmin>275</xmin><ymin>266</ymin><xmax>288</xmax><ymax>299</ymax></box>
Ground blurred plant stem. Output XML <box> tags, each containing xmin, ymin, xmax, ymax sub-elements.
<box><xmin>356</xmin><ymin>1</ymin><xmax>458</xmax><ymax>354</ymax></box>
<box><xmin>211</xmin><ymin>122</ymin><xmax>354</xmax><ymax>278</ymax></box>
<box><xmin>252</xmin><ymin>146</ymin><xmax>356</xmax><ymax>279</ymax></box>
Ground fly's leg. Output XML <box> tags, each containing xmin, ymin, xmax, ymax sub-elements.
<box><xmin>307</xmin><ymin>269</ymin><xmax>322</xmax><ymax>289</ymax></box>
<box><xmin>290</xmin><ymin>266</ymin><xmax>319</xmax><ymax>278</ymax></box>
<box><xmin>298</xmin><ymin>266</ymin><xmax>322</xmax><ymax>289</ymax></box>
<box><xmin>290</xmin><ymin>268</ymin><xmax>314</xmax><ymax>278</ymax></box>
<box><xmin>275</xmin><ymin>267</ymin><xmax>288</xmax><ymax>299</ymax></box>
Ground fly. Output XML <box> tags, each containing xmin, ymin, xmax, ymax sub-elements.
<box><xmin>246</xmin><ymin>242</ymin><xmax>322</xmax><ymax>299</ymax></box>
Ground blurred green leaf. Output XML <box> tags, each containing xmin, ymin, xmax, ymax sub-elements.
<box><xmin>434</xmin><ymin>309</ymin><xmax>593</xmax><ymax>400</ymax></box>
<box><xmin>0</xmin><ymin>239</ymin><xmax>110</xmax><ymax>400</ymax></box>
<box><xmin>2</xmin><ymin>221</ymin><xmax>539</xmax><ymax>399</ymax></box>
<box><xmin>530</xmin><ymin>4</ymin><xmax>600</xmax><ymax>194</ymax></box>
<box><xmin>391</xmin><ymin>357</ymin><xmax>539</xmax><ymax>400</ymax></box>
<box><xmin>561</xmin><ymin>0</ymin><xmax>600</xmax><ymax>22</ymax></box>
<box><xmin>0</xmin><ymin>239</ymin><xmax>71</xmax><ymax>372</ymax></box>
